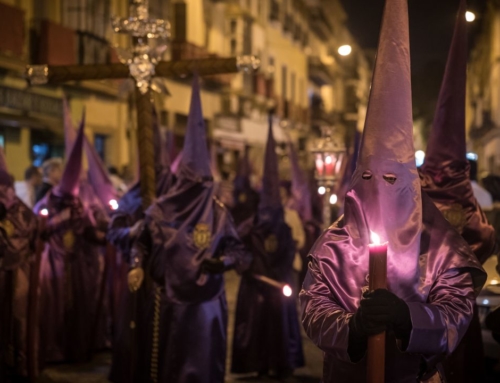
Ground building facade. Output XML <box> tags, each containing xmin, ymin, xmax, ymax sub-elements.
<box><xmin>0</xmin><ymin>0</ymin><xmax>370</xmax><ymax>187</ymax></box>
<box><xmin>468</xmin><ymin>0</ymin><xmax>500</xmax><ymax>177</ymax></box>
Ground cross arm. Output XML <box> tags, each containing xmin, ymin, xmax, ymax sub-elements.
<box><xmin>25</xmin><ymin>55</ymin><xmax>260</xmax><ymax>85</ymax></box>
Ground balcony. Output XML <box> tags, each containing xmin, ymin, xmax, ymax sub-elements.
<box><xmin>308</xmin><ymin>56</ymin><xmax>333</xmax><ymax>86</ymax></box>
<box><xmin>32</xmin><ymin>19</ymin><xmax>76</xmax><ymax>65</ymax></box>
<box><xmin>0</xmin><ymin>3</ymin><xmax>25</xmax><ymax>58</ymax></box>
<box><xmin>308</xmin><ymin>8</ymin><xmax>334</xmax><ymax>41</ymax></box>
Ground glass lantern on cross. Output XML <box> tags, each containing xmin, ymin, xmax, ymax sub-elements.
<box><xmin>310</xmin><ymin>125</ymin><xmax>346</xmax><ymax>229</ymax></box>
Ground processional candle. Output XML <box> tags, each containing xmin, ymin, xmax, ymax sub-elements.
<box><xmin>367</xmin><ymin>231</ymin><xmax>388</xmax><ymax>383</ymax></box>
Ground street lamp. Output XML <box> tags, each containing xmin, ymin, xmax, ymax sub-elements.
<box><xmin>466</xmin><ymin>11</ymin><xmax>476</xmax><ymax>22</ymax></box>
<box><xmin>311</xmin><ymin>126</ymin><xmax>346</xmax><ymax>229</ymax></box>
<box><xmin>338</xmin><ymin>45</ymin><xmax>352</xmax><ymax>56</ymax></box>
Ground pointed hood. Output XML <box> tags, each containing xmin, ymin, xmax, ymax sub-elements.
<box><xmin>0</xmin><ymin>147</ymin><xmax>12</xmax><ymax>187</ymax></box>
<box><xmin>178</xmin><ymin>74</ymin><xmax>212</xmax><ymax>180</ymax></box>
<box><xmin>419</xmin><ymin>0</ymin><xmax>496</xmax><ymax>263</ymax></box>
<box><xmin>57</xmin><ymin>117</ymin><xmax>85</xmax><ymax>196</ymax></box>
<box><xmin>84</xmin><ymin>135</ymin><xmax>117</xmax><ymax>207</ymax></box>
<box><xmin>346</xmin><ymin>0</ymin><xmax>421</xmax><ymax>247</ymax></box>
<box><xmin>63</xmin><ymin>98</ymin><xmax>79</xmax><ymax>159</ymax></box>
<box><xmin>259</xmin><ymin>114</ymin><xmax>281</xmax><ymax>210</ymax></box>
<box><xmin>423</xmin><ymin>0</ymin><xmax>467</xmax><ymax>169</ymax></box>
<box><xmin>288</xmin><ymin>140</ymin><xmax>313</xmax><ymax>222</ymax></box>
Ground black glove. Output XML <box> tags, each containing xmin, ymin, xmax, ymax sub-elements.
<box><xmin>202</xmin><ymin>258</ymin><xmax>226</xmax><ymax>274</ymax></box>
<box><xmin>360</xmin><ymin>289</ymin><xmax>412</xmax><ymax>340</ymax></box>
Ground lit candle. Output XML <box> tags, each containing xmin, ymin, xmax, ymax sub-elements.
<box><xmin>324</xmin><ymin>155</ymin><xmax>334</xmax><ymax>176</ymax></box>
<box><xmin>367</xmin><ymin>231</ymin><xmax>388</xmax><ymax>383</ymax></box>
<box><xmin>253</xmin><ymin>274</ymin><xmax>293</xmax><ymax>297</ymax></box>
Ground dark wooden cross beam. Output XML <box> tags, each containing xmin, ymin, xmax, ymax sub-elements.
<box><xmin>26</xmin><ymin>0</ymin><xmax>259</xmax><ymax>209</ymax></box>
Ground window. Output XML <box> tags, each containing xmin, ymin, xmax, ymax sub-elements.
<box><xmin>61</xmin><ymin>0</ymin><xmax>110</xmax><ymax>37</ymax></box>
<box><xmin>94</xmin><ymin>134</ymin><xmax>107</xmax><ymax>161</ymax></box>
<box><xmin>282</xmin><ymin>65</ymin><xmax>288</xmax><ymax>99</ymax></box>
<box><xmin>230</xmin><ymin>39</ymin><xmax>237</xmax><ymax>55</ymax></box>
<box><xmin>291</xmin><ymin>72</ymin><xmax>296</xmax><ymax>104</ymax></box>
<box><xmin>174</xmin><ymin>2</ymin><xmax>187</xmax><ymax>41</ymax></box>
<box><xmin>230</xmin><ymin>19</ymin><xmax>237</xmax><ymax>34</ymax></box>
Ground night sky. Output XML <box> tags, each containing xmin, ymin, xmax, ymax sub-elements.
<box><xmin>340</xmin><ymin>0</ymin><xmax>487</xmax><ymax>135</ymax></box>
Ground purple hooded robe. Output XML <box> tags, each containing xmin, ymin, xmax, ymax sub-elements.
<box><xmin>231</xmin><ymin>116</ymin><xmax>305</xmax><ymax>376</ymax></box>
<box><xmin>419</xmin><ymin>2</ymin><xmax>497</xmax><ymax>381</ymax></box>
<box><xmin>0</xmin><ymin>149</ymin><xmax>38</xmax><ymax>380</ymax></box>
<box><xmin>300</xmin><ymin>1</ymin><xmax>486</xmax><ymax>382</ymax></box>
<box><xmin>108</xmin><ymin>110</ymin><xmax>175</xmax><ymax>383</ymax></box>
<box><xmin>64</xmin><ymin>104</ymin><xmax>112</xmax><ymax>352</ymax></box>
<box><xmin>132</xmin><ymin>75</ymin><xmax>251</xmax><ymax>383</ymax></box>
<box><xmin>35</xmin><ymin>119</ymin><xmax>107</xmax><ymax>363</ymax></box>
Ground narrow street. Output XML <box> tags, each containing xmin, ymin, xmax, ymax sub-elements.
<box><xmin>38</xmin><ymin>271</ymin><xmax>324</xmax><ymax>383</ymax></box>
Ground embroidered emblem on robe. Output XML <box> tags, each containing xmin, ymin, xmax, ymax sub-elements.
<box><xmin>63</xmin><ymin>230</ymin><xmax>75</xmax><ymax>250</ymax></box>
<box><xmin>0</xmin><ymin>219</ymin><xmax>15</xmax><ymax>238</ymax></box>
<box><xmin>264</xmin><ymin>234</ymin><xmax>278</xmax><ymax>253</ymax></box>
<box><xmin>442</xmin><ymin>203</ymin><xmax>466</xmax><ymax>232</ymax></box>
<box><xmin>193</xmin><ymin>223</ymin><xmax>211</xmax><ymax>250</ymax></box>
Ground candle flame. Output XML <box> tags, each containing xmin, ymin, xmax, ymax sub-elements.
<box><xmin>370</xmin><ymin>231</ymin><xmax>381</xmax><ymax>245</ymax></box>
<box><xmin>282</xmin><ymin>285</ymin><xmax>293</xmax><ymax>297</ymax></box>
<box><xmin>109</xmin><ymin>199</ymin><xmax>119</xmax><ymax>211</ymax></box>
<box><xmin>325</xmin><ymin>155</ymin><xmax>333</xmax><ymax>165</ymax></box>
<box><xmin>40</xmin><ymin>208</ymin><xmax>49</xmax><ymax>217</ymax></box>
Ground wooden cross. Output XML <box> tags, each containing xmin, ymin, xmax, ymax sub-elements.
<box><xmin>26</xmin><ymin>0</ymin><xmax>259</xmax><ymax>209</ymax></box>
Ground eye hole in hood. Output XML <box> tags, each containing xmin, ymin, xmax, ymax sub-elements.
<box><xmin>362</xmin><ymin>171</ymin><xmax>372</xmax><ymax>180</ymax></box>
<box><xmin>383</xmin><ymin>174</ymin><xmax>397</xmax><ymax>185</ymax></box>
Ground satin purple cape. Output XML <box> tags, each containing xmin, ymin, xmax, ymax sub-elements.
<box><xmin>0</xmin><ymin>197</ymin><xmax>37</xmax><ymax>378</ymax></box>
<box><xmin>300</xmin><ymin>190</ymin><xmax>486</xmax><ymax>382</ymax></box>
<box><xmin>131</xmin><ymin>176</ymin><xmax>250</xmax><ymax>382</ymax></box>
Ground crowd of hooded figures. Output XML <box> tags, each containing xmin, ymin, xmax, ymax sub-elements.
<box><xmin>2</xmin><ymin>0</ymin><xmax>500</xmax><ymax>383</ymax></box>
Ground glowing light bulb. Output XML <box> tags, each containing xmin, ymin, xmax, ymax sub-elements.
<box><xmin>466</xmin><ymin>152</ymin><xmax>478</xmax><ymax>161</ymax></box>
<box><xmin>282</xmin><ymin>285</ymin><xmax>292</xmax><ymax>297</ymax></box>
<box><xmin>338</xmin><ymin>45</ymin><xmax>352</xmax><ymax>56</ymax></box>
<box><xmin>109</xmin><ymin>199</ymin><xmax>119</xmax><ymax>211</ymax></box>
<box><xmin>325</xmin><ymin>155</ymin><xmax>333</xmax><ymax>165</ymax></box>
<box><xmin>329</xmin><ymin>194</ymin><xmax>338</xmax><ymax>205</ymax></box>
<box><xmin>370</xmin><ymin>231</ymin><xmax>381</xmax><ymax>245</ymax></box>
<box><xmin>491</xmin><ymin>279</ymin><xmax>499</xmax><ymax>286</ymax></box>
<box><xmin>40</xmin><ymin>208</ymin><xmax>49</xmax><ymax>217</ymax></box>
<box><xmin>318</xmin><ymin>186</ymin><xmax>326</xmax><ymax>195</ymax></box>
<box><xmin>465</xmin><ymin>11</ymin><xmax>475</xmax><ymax>22</ymax></box>
<box><xmin>482</xmin><ymin>299</ymin><xmax>490</xmax><ymax>305</ymax></box>
<box><xmin>415</xmin><ymin>150</ymin><xmax>425</xmax><ymax>167</ymax></box>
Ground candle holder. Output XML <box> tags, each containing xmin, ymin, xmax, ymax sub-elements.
<box><xmin>310</xmin><ymin>125</ymin><xmax>346</xmax><ymax>229</ymax></box>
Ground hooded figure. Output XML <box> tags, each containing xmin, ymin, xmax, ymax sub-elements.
<box><xmin>0</xmin><ymin>148</ymin><xmax>38</xmax><ymax>381</ymax></box>
<box><xmin>231</xmin><ymin>115</ymin><xmax>305</xmax><ymax>378</ymax></box>
<box><xmin>60</xmin><ymin>104</ymin><xmax>112</xmax><ymax>352</ymax></box>
<box><xmin>35</xmin><ymin>119</ymin><xmax>107</xmax><ymax>364</ymax></box>
<box><xmin>419</xmin><ymin>1</ymin><xmax>496</xmax><ymax>381</ymax></box>
<box><xmin>108</xmin><ymin>108</ymin><xmax>176</xmax><ymax>383</ymax></box>
<box><xmin>130</xmin><ymin>74</ymin><xmax>251</xmax><ymax>383</ymax></box>
<box><xmin>300</xmin><ymin>1</ymin><xmax>486</xmax><ymax>382</ymax></box>
<box><xmin>230</xmin><ymin>145</ymin><xmax>259</xmax><ymax>227</ymax></box>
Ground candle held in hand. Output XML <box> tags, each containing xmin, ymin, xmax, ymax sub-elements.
<box><xmin>367</xmin><ymin>231</ymin><xmax>388</xmax><ymax>383</ymax></box>
<box><xmin>368</xmin><ymin>231</ymin><xmax>388</xmax><ymax>291</ymax></box>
